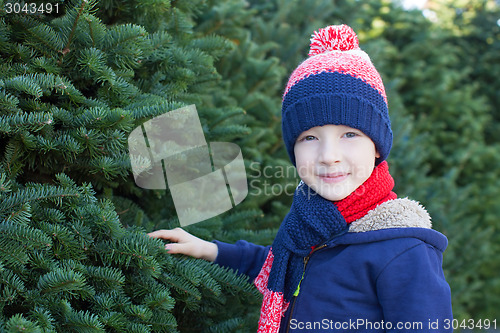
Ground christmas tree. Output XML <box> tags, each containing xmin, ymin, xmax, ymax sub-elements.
<box><xmin>0</xmin><ymin>0</ymin><xmax>270</xmax><ymax>331</ymax></box>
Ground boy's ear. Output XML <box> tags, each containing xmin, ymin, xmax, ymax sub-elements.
<box><xmin>375</xmin><ymin>150</ymin><xmax>381</xmax><ymax>159</ymax></box>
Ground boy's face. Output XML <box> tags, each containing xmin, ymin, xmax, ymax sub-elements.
<box><xmin>294</xmin><ymin>124</ymin><xmax>379</xmax><ymax>201</ymax></box>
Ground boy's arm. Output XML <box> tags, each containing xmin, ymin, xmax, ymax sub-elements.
<box><xmin>376</xmin><ymin>242</ymin><xmax>453</xmax><ymax>332</ymax></box>
<box><xmin>148</xmin><ymin>228</ymin><xmax>270</xmax><ymax>282</ymax></box>
<box><xmin>213</xmin><ymin>240</ymin><xmax>270</xmax><ymax>282</ymax></box>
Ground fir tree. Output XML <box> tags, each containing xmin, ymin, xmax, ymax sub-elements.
<box><xmin>0</xmin><ymin>0</ymin><xmax>264</xmax><ymax>331</ymax></box>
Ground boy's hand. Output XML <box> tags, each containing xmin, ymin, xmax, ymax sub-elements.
<box><xmin>148</xmin><ymin>228</ymin><xmax>218</xmax><ymax>262</ymax></box>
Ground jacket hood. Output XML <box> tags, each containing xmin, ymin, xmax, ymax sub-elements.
<box><xmin>328</xmin><ymin>198</ymin><xmax>448</xmax><ymax>252</ymax></box>
<box><xmin>349</xmin><ymin>197</ymin><xmax>432</xmax><ymax>232</ymax></box>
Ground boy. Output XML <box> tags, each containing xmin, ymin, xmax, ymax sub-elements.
<box><xmin>149</xmin><ymin>24</ymin><xmax>453</xmax><ymax>332</ymax></box>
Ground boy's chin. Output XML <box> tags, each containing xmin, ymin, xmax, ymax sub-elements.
<box><xmin>309</xmin><ymin>184</ymin><xmax>355</xmax><ymax>202</ymax></box>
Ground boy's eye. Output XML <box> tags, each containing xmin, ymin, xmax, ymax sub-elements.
<box><xmin>297</xmin><ymin>135</ymin><xmax>316</xmax><ymax>142</ymax></box>
<box><xmin>303</xmin><ymin>135</ymin><xmax>316</xmax><ymax>141</ymax></box>
<box><xmin>344</xmin><ymin>132</ymin><xmax>358</xmax><ymax>138</ymax></box>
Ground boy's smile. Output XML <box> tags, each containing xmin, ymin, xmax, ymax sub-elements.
<box><xmin>294</xmin><ymin>124</ymin><xmax>379</xmax><ymax>201</ymax></box>
<box><xmin>318</xmin><ymin>172</ymin><xmax>349</xmax><ymax>183</ymax></box>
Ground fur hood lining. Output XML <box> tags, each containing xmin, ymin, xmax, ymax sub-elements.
<box><xmin>348</xmin><ymin>198</ymin><xmax>432</xmax><ymax>233</ymax></box>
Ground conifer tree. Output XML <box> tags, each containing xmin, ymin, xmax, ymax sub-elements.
<box><xmin>0</xmin><ymin>0</ymin><xmax>264</xmax><ymax>331</ymax></box>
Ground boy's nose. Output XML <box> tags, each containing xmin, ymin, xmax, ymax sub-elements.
<box><xmin>318</xmin><ymin>140</ymin><xmax>341</xmax><ymax>165</ymax></box>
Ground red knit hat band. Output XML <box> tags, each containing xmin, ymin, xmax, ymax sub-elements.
<box><xmin>283</xmin><ymin>51</ymin><xmax>387</xmax><ymax>102</ymax></box>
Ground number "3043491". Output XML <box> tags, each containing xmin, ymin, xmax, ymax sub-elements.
<box><xmin>4</xmin><ymin>2</ymin><xmax>60</xmax><ymax>15</ymax></box>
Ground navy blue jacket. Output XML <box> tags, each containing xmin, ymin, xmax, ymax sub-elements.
<box><xmin>215</xmin><ymin>198</ymin><xmax>453</xmax><ymax>332</ymax></box>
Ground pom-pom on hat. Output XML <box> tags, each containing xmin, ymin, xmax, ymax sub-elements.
<box><xmin>282</xmin><ymin>24</ymin><xmax>392</xmax><ymax>166</ymax></box>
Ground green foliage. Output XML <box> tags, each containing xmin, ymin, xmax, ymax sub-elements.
<box><xmin>0</xmin><ymin>0</ymin><xmax>263</xmax><ymax>331</ymax></box>
<box><xmin>240</xmin><ymin>0</ymin><xmax>500</xmax><ymax>323</ymax></box>
<box><xmin>0</xmin><ymin>172</ymin><xmax>259</xmax><ymax>331</ymax></box>
<box><xmin>1</xmin><ymin>0</ymin><xmax>499</xmax><ymax>330</ymax></box>
<box><xmin>370</xmin><ymin>0</ymin><xmax>500</xmax><ymax>320</ymax></box>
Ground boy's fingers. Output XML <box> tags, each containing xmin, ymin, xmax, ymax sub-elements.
<box><xmin>165</xmin><ymin>241</ymin><xmax>198</xmax><ymax>257</ymax></box>
<box><xmin>148</xmin><ymin>228</ymin><xmax>206</xmax><ymax>258</ymax></box>
<box><xmin>148</xmin><ymin>228</ymin><xmax>186</xmax><ymax>242</ymax></box>
<box><xmin>164</xmin><ymin>242</ymin><xmax>181</xmax><ymax>254</ymax></box>
<box><xmin>149</xmin><ymin>228</ymin><xmax>216</xmax><ymax>261</ymax></box>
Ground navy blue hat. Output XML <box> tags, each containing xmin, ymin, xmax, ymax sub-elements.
<box><xmin>281</xmin><ymin>25</ymin><xmax>392</xmax><ymax>166</ymax></box>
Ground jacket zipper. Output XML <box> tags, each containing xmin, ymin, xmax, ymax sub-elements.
<box><xmin>285</xmin><ymin>244</ymin><xmax>328</xmax><ymax>333</ymax></box>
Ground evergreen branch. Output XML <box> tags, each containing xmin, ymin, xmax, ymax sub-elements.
<box><xmin>103</xmin><ymin>24</ymin><xmax>148</xmax><ymax>51</ymax></box>
<box><xmin>4</xmin><ymin>111</ymin><xmax>53</xmax><ymax>133</ymax></box>
<box><xmin>189</xmin><ymin>34</ymin><xmax>235</xmax><ymax>60</ymax></box>
<box><xmin>0</xmin><ymin>90</ymin><xmax>21</xmax><ymax>114</ymax></box>
<box><xmin>29</xmin><ymin>307</ymin><xmax>56</xmax><ymax>332</ymax></box>
<box><xmin>208</xmin><ymin>108</ymin><xmax>246</xmax><ymax>130</ymax></box>
<box><xmin>39</xmin><ymin>222</ymin><xmax>87</xmax><ymax>261</ymax></box>
<box><xmin>4</xmin><ymin>314</ymin><xmax>43</xmax><ymax>332</ymax></box>
<box><xmin>77</xmin><ymin>47</ymin><xmax>107</xmax><ymax>78</ymax></box>
<box><xmin>0</xmin><ymin>220</ymin><xmax>53</xmax><ymax>250</ymax></box>
<box><xmin>27</xmin><ymin>24</ymin><xmax>65</xmax><ymax>53</ymax></box>
<box><xmin>124</xmin><ymin>322</ymin><xmax>151</xmax><ymax>333</ymax></box>
<box><xmin>123</xmin><ymin>303</ymin><xmax>152</xmax><ymax>322</ymax></box>
<box><xmin>84</xmin><ymin>266</ymin><xmax>125</xmax><ymax>291</ymax></box>
<box><xmin>0</xmin><ymin>238</ymin><xmax>29</xmax><ymax>268</ymax></box>
<box><xmin>100</xmin><ymin>315</ymin><xmax>128</xmax><ymax>332</ymax></box>
<box><xmin>126</xmin><ymin>101</ymin><xmax>186</xmax><ymax>120</ymax></box>
<box><xmin>204</xmin><ymin>263</ymin><xmax>259</xmax><ymax>299</ymax></box>
<box><xmin>0</xmin><ymin>116</ymin><xmax>11</xmax><ymax>133</ymax></box>
<box><xmin>0</xmin><ymin>269</ymin><xmax>26</xmax><ymax>296</ymax></box>
<box><xmin>147</xmin><ymin>31</ymin><xmax>172</xmax><ymax>52</ymax></box>
<box><xmin>36</xmin><ymin>207</ymin><xmax>66</xmax><ymax>224</ymax></box>
<box><xmin>204</xmin><ymin>317</ymin><xmax>244</xmax><ymax>333</ymax></box>
<box><xmin>50</xmin><ymin>106</ymin><xmax>73</xmax><ymax>126</ymax></box>
<box><xmin>160</xmin><ymin>271</ymin><xmax>202</xmax><ymax>300</ymax></box>
<box><xmin>12</xmin><ymin>16</ymin><xmax>63</xmax><ymax>57</ymax></box>
<box><xmin>86</xmin><ymin>14</ymin><xmax>98</xmax><ymax>48</ymax></box>
<box><xmin>63</xmin><ymin>308</ymin><xmax>105</xmax><ymax>332</ymax></box>
<box><xmin>143</xmin><ymin>287</ymin><xmax>175</xmax><ymax>311</ymax></box>
<box><xmin>175</xmin><ymin>258</ymin><xmax>222</xmax><ymax>297</ymax></box>
<box><xmin>74</xmin><ymin>127</ymin><xmax>103</xmax><ymax>157</ymax></box>
<box><xmin>2</xmin><ymin>136</ymin><xmax>25</xmax><ymax>179</ymax></box>
<box><xmin>147</xmin><ymin>311</ymin><xmax>177</xmax><ymax>331</ymax></box>
<box><xmin>0</xmin><ymin>185</ymin><xmax>80</xmax><ymax>215</ymax></box>
<box><xmin>32</xmin><ymin>56</ymin><xmax>60</xmax><ymax>74</ymax></box>
<box><xmin>0</xmin><ymin>285</ymin><xmax>18</xmax><ymax>304</ymax></box>
<box><xmin>3</xmin><ymin>76</ymin><xmax>43</xmax><ymax>98</ymax></box>
<box><xmin>53</xmin><ymin>76</ymin><xmax>85</xmax><ymax>102</ymax></box>
<box><xmin>95</xmin><ymin>239</ymin><xmax>160</xmax><ymax>275</ymax></box>
<box><xmin>55</xmin><ymin>134</ymin><xmax>84</xmax><ymax>161</ymax></box>
<box><xmin>22</xmin><ymin>73</ymin><xmax>56</xmax><ymax>93</ymax></box>
<box><xmin>68</xmin><ymin>220</ymin><xmax>93</xmax><ymax>251</ymax></box>
<box><xmin>89</xmin><ymin>155</ymin><xmax>130</xmax><ymax>180</ymax></box>
<box><xmin>0</xmin><ymin>173</ymin><xmax>12</xmax><ymax>195</ymax></box>
<box><xmin>37</xmin><ymin>268</ymin><xmax>89</xmax><ymax>296</ymax></box>
<box><xmin>206</xmin><ymin>124</ymin><xmax>250</xmax><ymax>141</ymax></box>
<box><xmin>70</xmin><ymin>200</ymin><xmax>125</xmax><ymax>242</ymax></box>
<box><xmin>28</xmin><ymin>250</ymin><xmax>57</xmax><ymax>272</ymax></box>
<box><xmin>61</xmin><ymin>0</ymin><xmax>88</xmax><ymax>57</ymax></box>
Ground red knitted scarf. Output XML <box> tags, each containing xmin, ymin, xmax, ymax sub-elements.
<box><xmin>254</xmin><ymin>161</ymin><xmax>396</xmax><ymax>333</ymax></box>
<box><xmin>334</xmin><ymin>161</ymin><xmax>397</xmax><ymax>222</ymax></box>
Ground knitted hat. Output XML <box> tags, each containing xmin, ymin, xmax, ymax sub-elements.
<box><xmin>281</xmin><ymin>24</ymin><xmax>392</xmax><ymax>166</ymax></box>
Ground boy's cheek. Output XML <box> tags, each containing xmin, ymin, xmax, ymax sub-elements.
<box><xmin>295</xmin><ymin>161</ymin><xmax>314</xmax><ymax>178</ymax></box>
